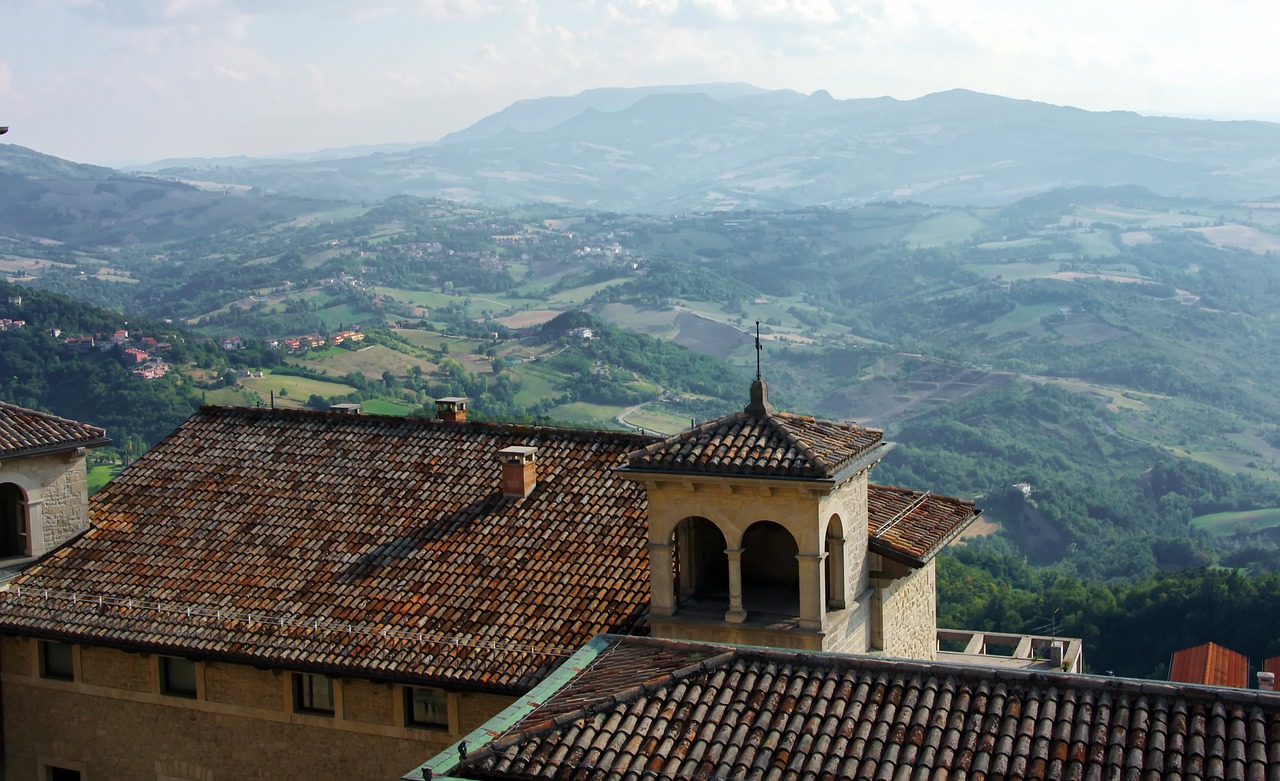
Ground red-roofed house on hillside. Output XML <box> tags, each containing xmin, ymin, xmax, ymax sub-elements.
<box><xmin>1169</xmin><ymin>642</ymin><xmax>1250</xmax><ymax>688</ymax></box>
<box><xmin>0</xmin><ymin>384</ymin><xmax>1054</xmax><ymax>780</ymax></box>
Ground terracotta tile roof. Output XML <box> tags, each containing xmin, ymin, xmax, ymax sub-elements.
<box><xmin>441</xmin><ymin>635</ymin><xmax>1280</xmax><ymax>781</ymax></box>
<box><xmin>1171</xmin><ymin>643</ymin><xmax>1250</xmax><ymax>689</ymax></box>
<box><xmin>0</xmin><ymin>401</ymin><xmax>110</xmax><ymax>459</ymax></box>
<box><xmin>0</xmin><ymin>407</ymin><xmax>655</xmax><ymax>693</ymax></box>
<box><xmin>1265</xmin><ymin>657</ymin><xmax>1280</xmax><ymax>681</ymax></box>
<box><xmin>624</xmin><ymin>410</ymin><xmax>886</xmax><ymax>480</ymax></box>
<box><xmin>868</xmin><ymin>484</ymin><xmax>980</xmax><ymax>566</ymax></box>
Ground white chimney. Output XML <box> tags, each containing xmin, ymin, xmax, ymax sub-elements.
<box><xmin>1259</xmin><ymin>671</ymin><xmax>1275</xmax><ymax>691</ymax></box>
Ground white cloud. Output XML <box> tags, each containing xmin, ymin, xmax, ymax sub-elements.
<box><xmin>386</xmin><ymin>71</ymin><xmax>420</xmax><ymax>85</ymax></box>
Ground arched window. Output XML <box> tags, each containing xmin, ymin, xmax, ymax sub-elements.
<box><xmin>825</xmin><ymin>514</ymin><xmax>847</xmax><ymax>610</ymax></box>
<box><xmin>741</xmin><ymin>520</ymin><xmax>799</xmax><ymax>616</ymax></box>
<box><xmin>672</xmin><ymin>517</ymin><xmax>729</xmax><ymax>607</ymax></box>
<box><xmin>0</xmin><ymin>483</ymin><xmax>29</xmax><ymax>559</ymax></box>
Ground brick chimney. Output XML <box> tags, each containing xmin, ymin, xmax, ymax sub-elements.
<box><xmin>436</xmin><ymin>397</ymin><xmax>467</xmax><ymax>422</ymax></box>
<box><xmin>498</xmin><ymin>446</ymin><xmax>537</xmax><ymax>498</ymax></box>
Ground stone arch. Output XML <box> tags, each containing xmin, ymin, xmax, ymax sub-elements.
<box><xmin>0</xmin><ymin>482</ymin><xmax>30</xmax><ymax>559</ymax></box>
<box><xmin>741</xmin><ymin>520</ymin><xmax>799</xmax><ymax>616</ymax></box>
<box><xmin>825</xmin><ymin>514</ymin><xmax>847</xmax><ymax>610</ymax></box>
<box><xmin>672</xmin><ymin>516</ymin><xmax>729</xmax><ymax>605</ymax></box>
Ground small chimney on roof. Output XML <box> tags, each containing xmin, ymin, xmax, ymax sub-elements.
<box><xmin>436</xmin><ymin>397</ymin><xmax>468</xmax><ymax>422</ymax></box>
<box><xmin>1259</xmin><ymin>671</ymin><xmax>1275</xmax><ymax>691</ymax></box>
<box><xmin>330</xmin><ymin>402</ymin><xmax>361</xmax><ymax>415</ymax></box>
<box><xmin>498</xmin><ymin>446</ymin><xmax>537</xmax><ymax>498</ymax></box>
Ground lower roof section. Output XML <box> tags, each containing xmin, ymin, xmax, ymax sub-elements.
<box><xmin>417</xmin><ymin>634</ymin><xmax>1280</xmax><ymax>781</ymax></box>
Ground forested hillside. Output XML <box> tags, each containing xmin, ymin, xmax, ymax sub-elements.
<box><xmin>7</xmin><ymin>137</ymin><xmax>1280</xmax><ymax>676</ymax></box>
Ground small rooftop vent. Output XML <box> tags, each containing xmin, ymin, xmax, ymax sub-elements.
<box><xmin>330</xmin><ymin>403</ymin><xmax>361</xmax><ymax>415</ymax></box>
<box><xmin>436</xmin><ymin>397</ymin><xmax>467</xmax><ymax>422</ymax></box>
<box><xmin>498</xmin><ymin>446</ymin><xmax>537</xmax><ymax>498</ymax></box>
<box><xmin>1260</xmin><ymin>671</ymin><xmax>1275</xmax><ymax>692</ymax></box>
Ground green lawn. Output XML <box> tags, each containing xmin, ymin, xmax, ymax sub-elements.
<box><xmin>87</xmin><ymin>464</ymin><xmax>122</xmax><ymax>495</ymax></box>
<box><xmin>359</xmin><ymin>398</ymin><xmax>419</xmax><ymax>416</ymax></box>
<box><xmin>965</xmin><ymin>260</ymin><xmax>1063</xmax><ymax>281</ymax></box>
<box><xmin>512</xmin><ymin>363</ymin><xmax>562</xmax><ymax>407</ymax></box>
<box><xmin>977</xmin><ymin>303</ymin><xmax>1060</xmax><ymax>338</ymax></box>
<box><xmin>1192</xmin><ymin>508</ymin><xmax>1280</xmax><ymax>535</ymax></box>
<box><xmin>547</xmin><ymin>402</ymin><xmax>626</xmax><ymax>429</ymax></box>
<box><xmin>624</xmin><ymin>406</ymin><xmax>692</xmax><ymax>436</ymax></box>
<box><xmin>201</xmin><ymin>386</ymin><xmax>259</xmax><ymax>406</ymax></box>
<box><xmin>904</xmin><ymin>210</ymin><xmax>987</xmax><ymax>247</ymax></box>
<box><xmin>1071</xmin><ymin>232</ymin><xmax>1121</xmax><ymax>257</ymax></box>
<box><xmin>241</xmin><ymin>372</ymin><xmax>357</xmax><ymax>404</ymax></box>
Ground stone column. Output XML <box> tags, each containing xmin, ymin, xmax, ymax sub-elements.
<box><xmin>647</xmin><ymin>540</ymin><xmax>676</xmax><ymax>617</ymax></box>
<box><xmin>826</xmin><ymin>534</ymin><xmax>846</xmax><ymax>609</ymax></box>
<box><xmin>725</xmin><ymin>547</ymin><xmax>746</xmax><ymax>624</ymax></box>
<box><xmin>797</xmin><ymin>552</ymin><xmax>826</xmax><ymax>631</ymax></box>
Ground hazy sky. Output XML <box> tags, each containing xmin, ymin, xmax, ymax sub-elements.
<box><xmin>3</xmin><ymin>0</ymin><xmax>1278</xmax><ymax>166</ymax></box>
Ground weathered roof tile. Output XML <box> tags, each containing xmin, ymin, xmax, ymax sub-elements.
<box><xmin>447</xmin><ymin>636</ymin><xmax>1280</xmax><ymax>781</ymax></box>
<box><xmin>0</xmin><ymin>407</ymin><xmax>653</xmax><ymax>692</ymax></box>
<box><xmin>0</xmin><ymin>401</ymin><xmax>109</xmax><ymax>459</ymax></box>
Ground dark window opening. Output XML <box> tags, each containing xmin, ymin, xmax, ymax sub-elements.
<box><xmin>39</xmin><ymin>641</ymin><xmax>74</xmax><ymax>681</ymax></box>
<box><xmin>405</xmin><ymin>686</ymin><xmax>449</xmax><ymax>729</ymax></box>
<box><xmin>160</xmin><ymin>656</ymin><xmax>198</xmax><ymax>698</ymax></box>
<box><xmin>741</xmin><ymin>520</ymin><xmax>800</xmax><ymax>616</ymax></box>
<box><xmin>0</xmin><ymin>482</ymin><xmax>28</xmax><ymax>559</ymax></box>
<box><xmin>292</xmin><ymin>672</ymin><xmax>334</xmax><ymax>715</ymax></box>
<box><xmin>674</xmin><ymin>517</ymin><xmax>729</xmax><ymax>607</ymax></box>
<box><xmin>46</xmin><ymin>767</ymin><xmax>81</xmax><ymax>781</ymax></box>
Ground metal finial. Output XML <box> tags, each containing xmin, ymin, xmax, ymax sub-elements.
<box><xmin>754</xmin><ymin>321</ymin><xmax>762</xmax><ymax>381</ymax></box>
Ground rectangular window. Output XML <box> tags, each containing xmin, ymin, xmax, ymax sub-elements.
<box><xmin>405</xmin><ymin>686</ymin><xmax>449</xmax><ymax>729</ymax></box>
<box><xmin>292</xmin><ymin>673</ymin><xmax>334</xmax><ymax>715</ymax></box>
<box><xmin>46</xmin><ymin>768</ymin><xmax>81</xmax><ymax>781</ymax></box>
<box><xmin>160</xmin><ymin>656</ymin><xmax>198</xmax><ymax>698</ymax></box>
<box><xmin>38</xmin><ymin>641</ymin><xmax>74</xmax><ymax>681</ymax></box>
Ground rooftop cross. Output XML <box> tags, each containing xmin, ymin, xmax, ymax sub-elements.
<box><xmin>755</xmin><ymin>320</ymin><xmax>762</xmax><ymax>381</ymax></box>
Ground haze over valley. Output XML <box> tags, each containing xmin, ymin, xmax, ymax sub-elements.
<box><xmin>6</xmin><ymin>79</ymin><xmax>1280</xmax><ymax>675</ymax></box>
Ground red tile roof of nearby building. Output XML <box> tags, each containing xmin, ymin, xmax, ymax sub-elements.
<box><xmin>0</xmin><ymin>401</ymin><xmax>110</xmax><ymax>460</ymax></box>
<box><xmin>1170</xmin><ymin>642</ymin><xmax>1250</xmax><ymax>689</ymax></box>
<box><xmin>0</xmin><ymin>407</ymin><xmax>655</xmax><ymax>693</ymax></box>
<box><xmin>0</xmin><ymin>404</ymin><xmax>976</xmax><ymax>692</ymax></box>
<box><xmin>868</xmin><ymin>484</ymin><xmax>979</xmax><ymax>566</ymax></box>
<box><xmin>624</xmin><ymin>382</ymin><xmax>888</xmax><ymax>480</ymax></box>
<box><xmin>426</xmin><ymin>634</ymin><xmax>1280</xmax><ymax>781</ymax></box>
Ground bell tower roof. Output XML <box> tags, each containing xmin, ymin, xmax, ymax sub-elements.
<box><xmin>623</xmin><ymin>384</ymin><xmax>891</xmax><ymax>481</ymax></box>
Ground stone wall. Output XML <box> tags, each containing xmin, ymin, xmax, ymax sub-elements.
<box><xmin>0</xmin><ymin>450</ymin><xmax>92</xmax><ymax>556</ymax></box>
<box><xmin>872</xmin><ymin>559</ymin><xmax>937</xmax><ymax>660</ymax></box>
<box><xmin>0</xmin><ymin>637</ymin><xmax>515</xmax><ymax>781</ymax></box>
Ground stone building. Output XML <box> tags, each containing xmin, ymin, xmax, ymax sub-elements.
<box><xmin>0</xmin><ymin>389</ymin><xmax>991</xmax><ymax>780</ymax></box>
<box><xmin>0</xmin><ymin>402</ymin><xmax>110</xmax><ymax>561</ymax></box>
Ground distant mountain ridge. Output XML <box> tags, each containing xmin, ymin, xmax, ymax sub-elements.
<box><xmin>24</xmin><ymin>84</ymin><xmax>1280</xmax><ymax>212</ymax></box>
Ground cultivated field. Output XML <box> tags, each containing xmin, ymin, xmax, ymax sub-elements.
<box><xmin>240</xmin><ymin>372</ymin><xmax>356</xmax><ymax>403</ymax></box>
<box><xmin>296</xmin><ymin>344</ymin><xmax>432</xmax><ymax>380</ymax></box>
<box><xmin>1192</xmin><ymin>508</ymin><xmax>1280</xmax><ymax>535</ymax></box>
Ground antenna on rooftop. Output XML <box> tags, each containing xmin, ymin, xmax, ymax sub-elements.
<box><xmin>754</xmin><ymin>320</ymin><xmax>762</xmax><ymax>381</ymax></box>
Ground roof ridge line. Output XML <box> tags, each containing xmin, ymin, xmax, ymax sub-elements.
<box><xmin>628</xmin><ymin>412</ymin><xmax>746</xmax><ymax>460</ymax></box>
<box><xmin>766</xmin><ymin>413</ymin><xmax>831</xmax><ymax>474</ymax></box>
